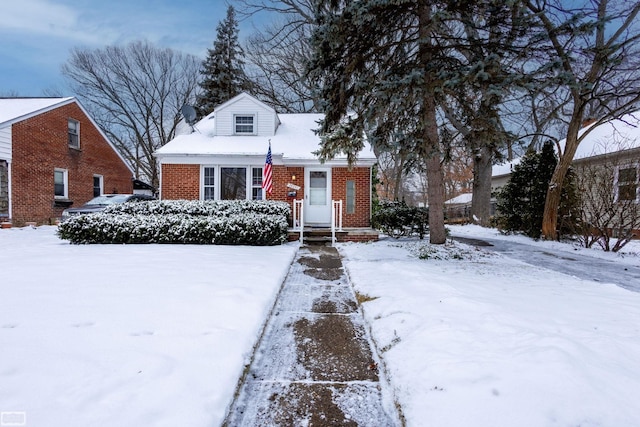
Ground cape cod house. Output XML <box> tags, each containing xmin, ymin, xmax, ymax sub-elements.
<box><xmin>155</xmin><ymin>93</ymin><xmax>378</xmax><ymax>241</ymax></box>
<box><xmin>0</xmin><ymin>97</ymin><xmax>134</xmax><ymax>226</ymax></box>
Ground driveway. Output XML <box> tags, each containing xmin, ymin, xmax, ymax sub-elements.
<box><xmin>452</xmin><ymin>235</ymin><xmax>640</xmax><ymax>293</ymax></box>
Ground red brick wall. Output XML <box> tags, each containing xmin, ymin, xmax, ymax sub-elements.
<box><xmin>332</xmin><ymin>167</ymin><xmax>371</xmax><ymax>227</ymax></box>
<box><xmin>161</xmin><ymin>164</ymin><xmax>200</xmax><ymax>199</ymax></box>
<box><xmin>11</xmin><ymin>102</ymin><xmax>133</xmax><ymax>225</ymax></box>
<box><xmin>160</xmin><ymin>163</ymin><xmax>372</xmax><ymax>228</ymax></box>
<box><xmin>269</xmin><ymin>166</ymin><xmax>304</xmax><ymax>217</ymax></box>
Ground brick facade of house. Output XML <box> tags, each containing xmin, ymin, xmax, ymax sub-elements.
<box><xmin>11</xmin><ymin>102</ymin><xmax>132</xmax><ymax>225</ymax></box>
<box><xmin>160</xmin><ymin>164</ymin><xmax>200</xmax><ymax>200</ymax></box>
<box><xmin>160</xmin><ymin>164</ymin><xmax>371</xmax><ymax>228</ymax></box>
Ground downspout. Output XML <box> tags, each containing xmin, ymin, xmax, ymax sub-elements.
<box><xmin>7</xmin><ymin>160</ymin><xmax>12</xmax><ymax>222</ymax></box>
<box><xmin>369</xmin><ymin>166</ymin><xmax>373</xmax><ymax>227</ymax></box>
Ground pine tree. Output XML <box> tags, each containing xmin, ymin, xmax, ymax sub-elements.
<box><xmin>308</xmin><ymin>0</ymin><xmax>452</xmax><ymax>244</ymax></box>
<box><xmin>197</xmin><ymin>6</ymin><xmax>250</xmax><ymax>115</ymax></box>
<box><xmin>497</xmin><ymin>141</ymin><xmax>579</xmax><ymax>239</ymax></box>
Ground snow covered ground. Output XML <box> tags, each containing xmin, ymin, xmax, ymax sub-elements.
<box><xmin>0</xmin><ymin>226</ymin><xmax>297</xmax><ymax>427</ymax></box>
<box><xmin>340</xmin><ymin>225</ymin><xmax>640</xmax><ymax>427</ymax></box>
<box><xmin>1</xmin><ymin>224</ymin><xmax>639</xmax><ymax>426</ymax></box>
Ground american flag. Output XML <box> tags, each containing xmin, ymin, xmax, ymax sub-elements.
<box><xmin>262</xmin><ymin>142</ymin><xmax>273</xmax><ymax>195</ymax></box>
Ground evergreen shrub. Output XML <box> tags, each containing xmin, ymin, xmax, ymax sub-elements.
<box><xmin>496</xmin><ymin>141</ymin><xmax>581</xmax><ymax>238</ymax></box>
<box><xmin>372</xmin><ymin>200</ymin><xmax>429</xmax><ymax>239</ymax></box>
<box><xmin>57</xmin><ymin>200</ymin><xmax>290</xmax><ymax>245</ymax></box>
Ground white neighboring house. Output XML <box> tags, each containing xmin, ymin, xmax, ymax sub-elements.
<box><xmin>492</xmin><ymin>110</ymin><xmax>640</xmax><ymax>198</ymax></box>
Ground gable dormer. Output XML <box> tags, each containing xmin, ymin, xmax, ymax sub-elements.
<box><xmin>213</xmin><ymin>93</ymin><xmax>280</xmax><ymax>137</ymax></box>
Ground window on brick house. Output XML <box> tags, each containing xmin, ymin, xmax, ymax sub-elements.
<box><xmin>234</xmin><ymin>115</ymin><xmax>255</xmax><ymax>134</ymax></box>
<box><xmin>221</xmin><ymin>167</ymin><xmax>247</xmax><ymax>200</ymax></box>
<box><xmin>617</xmin><ymin>165</ymin><xmax>638</xmax><ymax>202</ymax></box>
<box><xmin>54</xmin><ymin>168</ymin><xmax>68</xmax><ymax>199</ymax></box>
<box><xmin>252</xmin><ymin>167</ymin><xmax>263</xmax><ymax>200</ymax></box>
<box><xmin>346</xmin><ymin>180</ymin><xmax>355</xmax><ymax>214</ymax></box>
<box><xmin>93</xmin><ymin>175</ymin><xmax>103</xmax><ymax>197</ymax></box>
<box><xmin>68</xmin><ymin>119</ymin><xmax>80</xmax><ymax>149</ymax></box>
<box><xmin>203</xmin><ymin>167</ymin><xmax>215</xmax><ymax>200</ymax></box>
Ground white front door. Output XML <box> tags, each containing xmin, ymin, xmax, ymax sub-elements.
<box><xmin>305</xmin><ymin>168</ymin><xmax>331</xmax><ymax>225</ymax></box>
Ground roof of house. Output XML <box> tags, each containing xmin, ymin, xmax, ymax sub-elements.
<box><xmin>445</xmin><ymin>193</ymin><xmax>473</xmax><ymax>205</ymax></box>
<box><xmin>156</xmin><ymin>111</ymin><xmax>376</xmax><ymax>163</ymax></box>
<box><xmin>0</xmin><ymin>97</ymin><xmax>75</xmax><ymax>127</ymax></box>
<box><xmin>0</xmin><ymin>96</ymin><xmax>134</xmax><ymax>175</ymax></box>
<box><xmin>569</xmin><ymin>109</ymin><xmax>640</xmax><ymax>160</ymax></box>
<box><xmin>493</xmin><ymin>109</ymin><xmax>640</xmax><ymax>178</ymax></box>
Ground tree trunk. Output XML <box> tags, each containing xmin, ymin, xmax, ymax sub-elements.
<box><xmin>471</xmin><ymin>145</ymin><xmax>492</xmax><ymax>226</ymax></box>
<box><xmin>541</xmin><ymin>113</ymin><xmax>582</xmax><ymax>239</ymax></box>
<box><xmin>419</xmin><ymin>2</ymin><xmax>446</xmax><ymax>244</ymax></box>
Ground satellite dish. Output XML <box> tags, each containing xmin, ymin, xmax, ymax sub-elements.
<box><xmin>181</xmin><ymin>105</ymin><xmax>198</xmax><ymax>126</ymax></box>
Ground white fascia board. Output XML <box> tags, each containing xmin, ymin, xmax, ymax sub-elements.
<box><xmin>157</xmin><ymin>153</ymin><xmax>283</xmax><ymax>166</ymax></box>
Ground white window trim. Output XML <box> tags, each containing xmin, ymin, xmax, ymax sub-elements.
<box><xmin>201</xmin><ymin>165</ymin><xmax>263</xmax><ymax>200</ymax></box>
<box><xmin>201</xmin><ymin>166</ymin><xmax>216</xmax><ymax>200</ymax></box>
<box><xmin>93</xmin><ymin>174</ymin><xmax>104</xmax><ymax>197</ymax></box>
<box><xmin>252</xmin><ymin>167</ymin><xmax>263</xmax><ymax>200</ymax></box>
<box><xmin>614</xmin><ymin>164</ymin><xmax>639</xmax><ymax>203</ymax></box>
<box><xmin>68</xmin><ymin>119</ymin><xmax>80</xmax><ymax>149</ymax></box>
<box><xmin>233</xmin><ymin>114</ymin><xmax>257</xmax><ymax>135</ymax></box>
<box><xmin>54</xmin><ymin>168</ymin><xmax>68</xmax><ymax>199</ymax></box>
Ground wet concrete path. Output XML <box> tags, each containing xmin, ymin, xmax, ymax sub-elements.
<box><xmin>223</xmin><ymin>245</ymin><xmax>400</xmax><ymax>426</ymax></box>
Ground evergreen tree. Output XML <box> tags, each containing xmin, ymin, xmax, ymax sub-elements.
<box><xmin>497</xmin><ymin>141</ymin><xmax>579</xmax><ymax>239</ymax></box>
<box><xmin>308</xmin><ymin>0</ymin><xmax>453</xmax><ymax>244</ymax></box>
<box><xmin>197</xmin><ymin>6</ymin><xmax>250</xmax><ymax>115</ymax></box>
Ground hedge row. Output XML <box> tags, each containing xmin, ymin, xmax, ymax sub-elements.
<box><xmin>105</xmin><ymin>199</ymin><xmax>291</xmax><ymax>219</ymax></box>
<box><xmin>57</xmin><ymin>200</ymin><xmax>291</xmax><ymax>245</ymax></box>
<box><xmin>58</xmin><ymin>212</ymin><xmax>289</xmax><ymax>245</ymax></box>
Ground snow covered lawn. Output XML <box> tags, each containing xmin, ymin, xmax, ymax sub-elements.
<box><xmin>0</xmin><ymin>226</ymin><xmax>297</xmax><ymax>427</ymax></box>
<box><xmin>339</xmin><ymin>227</ymin><xmax>640</xmax><ymax>427</ymax></box>
<box><xmin>2</xmin><ymin>225</ymin><xmax>640</xmax><ymax>427</ymax></box>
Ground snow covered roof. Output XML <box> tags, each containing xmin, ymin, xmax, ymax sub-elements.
<box><xmin>0</xmin><ymin>97</ymin><xmax>75</xmax><ymax>127</ymax></box>
<box><xmin>492</xmin><ymin>157</ymin><xmax>521</xmax><ymax>178</ymax></box>
<box><xmin>445</xmin><ymin>193</ymin><xmax>473</xmax><ymax>205</ymax></box>
<box><xmin>156</xmin><ymin>112</ymin><xmax>376</xmax><ymax>164</ymax></box>
<box><xmin>569</xmin><ymin>110</ymin><xmax>640</xmax><ymax>160</ymax></box>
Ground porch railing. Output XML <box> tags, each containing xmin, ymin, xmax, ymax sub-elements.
<box><xmin>331</xmin><ymin>199</ymin><xmax>343</xmax><ymax>244</ymax></box>
<box><xmin>293</xmin><ymin>199</ymin><xmax>304</xmax><ymax>243</ymax></box>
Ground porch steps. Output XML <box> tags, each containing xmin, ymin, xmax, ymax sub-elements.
<box><xmin>287</xmin><ymin>227</ymin><xmax>379</xmax><ymax>244</ymax></box>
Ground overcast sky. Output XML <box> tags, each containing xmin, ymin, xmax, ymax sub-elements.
<box><xmin>0</xmin><ymin>0</ymin><xmax>263</xmax><ymax>97</ymax></box>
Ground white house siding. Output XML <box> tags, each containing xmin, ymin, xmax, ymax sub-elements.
<box><xmin>215</xmin><ymin>96</ymin><xmax>276</xmax><ymax>137</ymax></box>
<box><xmin>0</xmin><ymin>126</ymin><xmax>11</xmax><ymax>161</ymax></box>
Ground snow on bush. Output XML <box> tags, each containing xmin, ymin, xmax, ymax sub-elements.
<box><xmin>372</xmin><ymin>200</ymin><xmax>429</xmax><ymax>239</ymax></box>
<box><xmin>58</xmin><ymin>200</ymin><xmax>290</xmax><ymax>245</ymax></box>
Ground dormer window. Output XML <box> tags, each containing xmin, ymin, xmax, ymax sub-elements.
<box><xmin>234</xmin><ymin>115</ymin><xmax>255</xmax><ymax>135</ymax></box>
<box><xmin>68</xmin><ymin>119</ymin><xmax>80</xmax><ymax>149</ymax></box>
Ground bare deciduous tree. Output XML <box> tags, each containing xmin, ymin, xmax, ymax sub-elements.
<box><xmin>526</xmin><ymin>0</ymin><xmax>640</xmax><ymax>240</ymax></box>
<box><xmin>575</xmin><ymin>156</ymin><xmax>640</xmax><ymax>252</ymax></box>
<box><xmin>235</xmin><ymin>0</ymin><xmax>318</xmax><ymax>112</ymax></box>
<box><xmin>62</xmin><ymin>40</ymin><xmax>201</xmax><ymax>188</ymax></box>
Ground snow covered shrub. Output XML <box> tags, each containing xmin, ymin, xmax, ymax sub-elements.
<box><xmin>105</xmin><ymin>199</ymin><xmax>290</xmax><ymax>219</ymax></box>
<box><xmin>372</xmin><ymin>200</ymin><xmax>429</xmax><ymax>239</ymax></box>
<box><xmin>57</xmin><ymin>200</ymin><xmax>290</xmax><ymax>245</ymax></box>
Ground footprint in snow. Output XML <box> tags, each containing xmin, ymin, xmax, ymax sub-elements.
<box><xmin>72</xmin><ymin>322</ymin><xmax>95</xmax><ymax>328</ymax></box>
<box><xmin>130</xmin><ymin>331</ymin><xmax>154</xmax><ymax>336</ymax></box>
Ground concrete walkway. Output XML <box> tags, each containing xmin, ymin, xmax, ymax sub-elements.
<box><xmin>223</xmin><ymin>245</ymin><xmax>401</xmax><ymax>426</ymax></box>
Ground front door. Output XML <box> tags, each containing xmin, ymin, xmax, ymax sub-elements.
<box><xmin>305</xmin><ymin>168</ymin><xmax>331</xmax><ymax>225</ymax></box>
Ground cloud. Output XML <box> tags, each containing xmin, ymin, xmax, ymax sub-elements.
<box><xmin>0</xmin><ymin>0</ymin><xmax>109</xmax><ymax>45</ymax></box>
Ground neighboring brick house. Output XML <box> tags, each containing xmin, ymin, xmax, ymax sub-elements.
<box><xmin>155</xmin><ymin>93</ymin><xmax>377</xmax><ymax>240</ymax></box>
<box><xmin>0</xmin><ymin>97</ymin><xmax>134</xmax><ymax>226</ymax></box>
